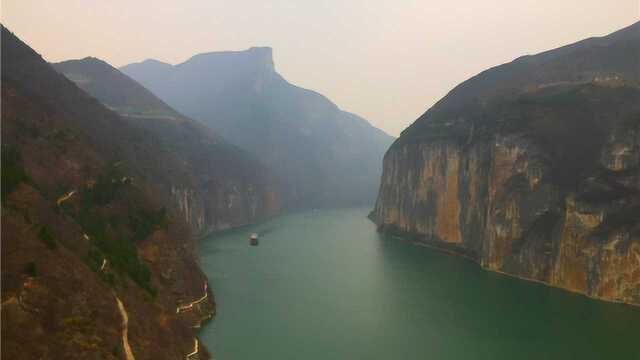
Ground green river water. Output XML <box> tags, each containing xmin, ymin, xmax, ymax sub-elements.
<box><xmin>198</xmin><ymin>208</ymin><xmax>640</xmax><ymax>359</ymax></box>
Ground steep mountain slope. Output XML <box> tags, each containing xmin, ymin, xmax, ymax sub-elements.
<box><xmin>1</xmin><ymin>27</ymin><xmax>218</xmax><ymax>359</ymax></box>
<box><xmin>53</xmin><ymin>57</ymin><xmax>179</xmax><ymax>119</ymax></box>
<box><xmin>371</xmin><ymin>21</ymin><xmax>640</xmax><ymax>305</ymax></box>
<box><xmin>53</xmin><ymin>57</ymin><xmax>282</xmax><ymax>234</ymax></box>
<box><xmin>121</xmin><ymin>48</ymin><xmax>394</xmax><ymax>208</ymax></box>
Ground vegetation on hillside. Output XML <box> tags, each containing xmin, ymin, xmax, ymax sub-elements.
<box><xmin>1</xmin><ymin>145</ymin><xmax>30</xmax><ymax>201</ymax></box>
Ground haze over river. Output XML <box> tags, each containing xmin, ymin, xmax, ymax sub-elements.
<box><xmin>199</xmin><ymin>208</ymin><xmax>640</xmax><ymax>359</ymax></box>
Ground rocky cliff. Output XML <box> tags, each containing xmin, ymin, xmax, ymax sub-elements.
<box><xmin>53</xmin><ymin>57</ymin><xmax>283</xmax><ymax>237</ymax></box>
<box><xmin>2</xmin><ymin>27</ymin><xmax>215</xmax><ymax>358</ymax></box>
<box><xmin>121</xmin><ymin>48</ymin><xmax>394</xmax><ymax>208</ymax></box>
<box><xmin>371</xmin><ymin>22</ymin><xmax>640</xmax><ymax>305</ymax></box>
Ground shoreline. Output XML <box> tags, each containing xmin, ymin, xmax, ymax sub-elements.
<box><xmin>392</xmin><ymin>235</ymin><xmax>640</xmax><ymax>308</ymax></box>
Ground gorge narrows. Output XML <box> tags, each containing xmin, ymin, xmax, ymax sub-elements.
<box><xmin>2</xmin><ymin>7</ymin><xmax>638</xmax><ymax>358</ymax></box>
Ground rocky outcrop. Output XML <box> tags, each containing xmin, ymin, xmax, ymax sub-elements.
<box><xmin>372</xmin><ymin>22</ymin><xmax>640</xmax><ymax>306</ymax></box>
<box><xmin>171</xmin><ymin>181</ymin><xmax>280</xmax><ymax>236</ymax></box>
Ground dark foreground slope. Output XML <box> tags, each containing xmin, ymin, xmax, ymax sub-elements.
<box><xmin>371</xmin><ymin>22</ymin><xmax>640</xmax><ymax>305</ymax></box>
<box><xmin>121</xmin><ymin>48</ymin><xmax>394</xmax><ymax>208</ymax></box>
<box><xmin>53</xmin><ymin>57</ymin><xmax>282</xmax><ymax>235</ymax></box>
<box><xmin>1</xmin><ymin>27</ymin><xmax>215</xmax><ymax>358</ymax></box>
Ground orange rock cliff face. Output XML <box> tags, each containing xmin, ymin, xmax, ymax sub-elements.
<box><xmin>371</xmin><ymin>22</ymin><xmax>640</xmax><ymax>306</ymax></box>
<box><xmin>373</xmin><ymin>126</ymin><xmax>640</xmax><ymax>305</ymax></box>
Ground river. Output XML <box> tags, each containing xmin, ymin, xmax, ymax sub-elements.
<box><xmin>198</xmin><ymin>207</ymin><xmax>640</xmax><ymax>359</ymax></box>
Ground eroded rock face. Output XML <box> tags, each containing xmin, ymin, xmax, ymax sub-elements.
<box><xmin>171</xmin><ymin>182</ymin><xmax>280</xmax><ymax>237</ymax></box>
<box><xmin>372</xmin><ymin>22</ymin><xmax>640</xmax><ymax>305</ymax></box>
<box><xmin>373</xmin><ymin>110</ymin><xmax>640</xmax><ymax>305</ymax></box>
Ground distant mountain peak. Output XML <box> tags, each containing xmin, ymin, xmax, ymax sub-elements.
<box><xmin>53</xmin><ymin>57</ymin><xmax>179</xmax><ymax>118</ymax></box>
<box><xmin>80</xmin><ymin>56</ymin><xmax>102</xmax><ymax>62</ymax></box>
<box><xmin>121</xmin><ymin>45</ymin><xmax>394</xmax><ymax>207</ymax></box>
<box><xmin>61</xmin><ymin>56</ymin><xmax>119</xmax><ymax>72</ymax></box>
<box><xmin>180</xmin><ymin>46</ymin><xmax>276</xmax><ymax>73</ymax></box>
<box><xmin>247</xmin><ymin>46</ymin><xmax>273</xmax><ymax>54</ymax></box>
<box><xmin>139</xmin><ymin>58</ymin><xmax>171</xmax><ymax>66</ymax></box>
<box><xmin>247</xmin><ymin>46</ymin><xmax>274</xmax><ymax>71</ymax></box>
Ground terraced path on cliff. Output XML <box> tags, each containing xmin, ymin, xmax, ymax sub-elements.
<box><xmin>115</xmin><ymin>295</ymin><xmax>135</xmax><ymax>360</ymax></box>
<box><xmin>56</xmin><ymin>190</ymin><xmax>76</xmax><ymax>206</ymax></box>
<box><xmin>176</xmin><ymin>282</ymin><xmax>208</xmax><ymax>314</ymax></box>
<box><xmin>186</xmin><ymin>338</ymin><xmax>199</xmax><ymax>360</ymax></box>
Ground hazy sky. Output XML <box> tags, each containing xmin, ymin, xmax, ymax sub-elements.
<box><xmin>3</xmin><ymin>1</ymin><xmax>638</xmax><ymax>136</ymax></box>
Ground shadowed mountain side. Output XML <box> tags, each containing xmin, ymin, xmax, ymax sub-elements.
<box><xmin>399</xmin><ymin>20</ymin><xmax>640</xmax><ymax>145</ymax></box>
<box><xmin>53</xmin><ymin>57</ymin><xmax>283</xmax><ymax>235</ymax></box>
<box><xmin>2</xmin><ymin>26</ymin><xmax>219</xmax><ymax>359</ymax></box>
<box><xmin>53</xmin><ymin>57</ymin><xmax>179</xmax><ymax>119</ymax></box>
<box><xmin>121</xmin><ymin>48</ymin><xmax>394</xmax><ymax>208</ymax></box>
